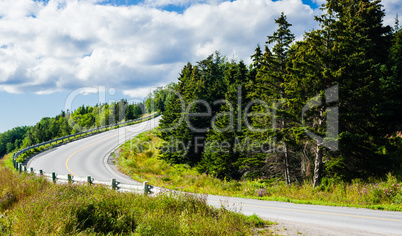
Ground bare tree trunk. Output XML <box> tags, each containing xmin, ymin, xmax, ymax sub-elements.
<box><xmin>301</xmin><ymin>141</ymin><xmax>312</xmax><ymax>179</ymax></box>
<box><xmin>284</xmin><ymin>143</ymin><xmax>291</xmax><ymax>185</ymax></box>
<box><xmin>313</xmin><ymin>141</ymin><xmax>323</xmax><ymax>188</ymax></box>
<box><xmin>282</xmin><ymin>119</ymin><xmax>291</xmax><ymax>185</ymax></box>
<box><xmin>313</xmin><ymin>108</ymin><xmax>325</xmax><ymax>188</ymax></box>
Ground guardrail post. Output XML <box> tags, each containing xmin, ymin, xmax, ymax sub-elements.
<box><xmin>112</xmin><ymin>179</ymin><xmax>118</xmax><ymax>190</ymax></box>
<box><xmin>68</xmin><ymin>174</ymin><xmax>73</xmax><ymax>184</ymax></box>
<box><xmin>39</xmin><ymin>170</ymin><xmax>43</xmax><ymax>175</ymax></box>
<box><xmin>18</xmin><ymin>164</ymin><xmax>22</xmax><ymax>173</ymax></box>
<box><xmin>30</xmin><ymin>168</ymin><xmax>34</xmax><ymax>173</ymax></box>
<box><xmin>24</xmin><ymin>166</ymin><xmax>27</xmax><ymax>172</ymax></box>
<box><xmin>87</xmin><ymin>176</ymin><xmax>93</xmax><ymax>185</ymax></box>
<box><xmin>52</xmin><ymin>172</ymin><xmax>56</xmax><ymax>183</ymax></box>
<box><xmin>144</xmin><ymin>181</ymin><xmax>149</xmax><ymax>196</ymax></box>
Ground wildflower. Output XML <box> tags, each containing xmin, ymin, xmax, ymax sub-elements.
<box><xmin>257</xmin><ymin>188</ymin><xmax>266</xmax><ymax>197</ymax></box>
<box><xmin>362</xmin><ymin>188</ymin><xmax>367</xmax><ymax>194</ymax></box>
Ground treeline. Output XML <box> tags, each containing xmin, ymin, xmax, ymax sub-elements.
<box><xmin>0</xmin><ymin>100</ymin><xmax>145</xmax><ymax>157</ymax></box>
<box><xmin>144</xmin><ymin>83</ymin><xmax>176</xmax><ymax>114</ymax></box>
<box><xmin>159</xmin><ymin>0</ymin><xmax>402</xmax><ymax>185</ymax></box>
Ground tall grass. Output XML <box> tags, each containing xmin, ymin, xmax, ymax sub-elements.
<box><xmin>117</xmin><ymin>130</ymin><xmax>402</xmax><ymax>211</ymax></box>
<box><xmin>0</xmin><ymin>156</ymin><xmax>272</xmax><ymax>235</ymax></box>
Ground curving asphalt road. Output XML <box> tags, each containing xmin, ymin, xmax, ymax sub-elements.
<box><xmin>28</xmin><ymin>115</ymin><xmax>402</xmax><ymax>235</ymax></box>
<box><xmin>28</xmin><ymin>116</ymin><xmax>161</xmax><ymax>185</ymax></box>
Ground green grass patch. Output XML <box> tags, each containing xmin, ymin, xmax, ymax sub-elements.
<box><xmin>0</xmin><ymin>157</ymin><xmax>273</xmax><ymax>235</ymax></box>
<box><xmin>117</xmin><ymin>130</ymin><xmax>402</xmax><ymax>212</ymax></box>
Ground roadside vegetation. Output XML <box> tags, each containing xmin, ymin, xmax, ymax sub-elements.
<box><xmin>0</xmin><ymin>155</ymin><xmax>273</xmax><ymax>235</ymax></box>
<box><xmin>117</xmin><ymin>130</ymin><xmax>402</xmax><ymax>211</ymax></box>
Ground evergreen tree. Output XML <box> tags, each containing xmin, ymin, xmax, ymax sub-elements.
<box><xmin>247</xmin><ymin>13</ymin><xmax>295</xmax><ymax>184</ymax></box>
<box><xmin>201</xmin><ymin>61</ymin><xmax>250</xmax><ymax>179</ymax></box>
<box><xmin>286</xmin><ymin>0</ymin><xmax>392</xmax><ymax>185</ymax></box>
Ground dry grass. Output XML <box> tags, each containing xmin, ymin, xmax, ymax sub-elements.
<box><xmin>0</xmin><ymin>155</ymin><xmax>273</xmax><ymax>235</ymax></box>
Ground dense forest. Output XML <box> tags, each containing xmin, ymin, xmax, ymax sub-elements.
<box><xmin>159</xmin><ymin>0</ymin><xmax>402</xmax><ymax>186</ymax></box>
<box><xmin>0</xmin><ymin>100</ymin><xmax>145</xmax><ymax>157</ymax></box>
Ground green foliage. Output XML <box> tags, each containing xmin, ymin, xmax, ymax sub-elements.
<box><xmin>157</xmin><ymin>1</ymin><xmax>401</xmax><ymax>185</ymax></box>
<box><xmin>0</xmin><ymin>126</ymin><xmax>30</xmax><ymax>157</ymax></box>
<box><xmin>159</xmin><ymin>52</ymin><xmax>229</xmax><ymax>166</ymax></box>
<box><xmin>0</xmin><ymin>158</ymin><xmax>270</xmax><ymax>235</ymax></box>
<box><xmin>144</xmin><ymin>83</ymin><xmax>176</xmax><ymax>114</ymax></box>
<box><xmin>117</xmin><ymin>130</ymin><xmax>402</xmax><ymax>212</ymax></box>
<box><xmin>0</xmin><ymin>100</ymin><xmax>147</xmax><ymax>158</ymax></box>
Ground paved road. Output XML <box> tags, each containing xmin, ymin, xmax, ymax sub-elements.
<box><xmin>28</xmin><ymin>115</ymin><xmax>402</xmax><ymax>235</ymax></box>
<box><xmin>206</xmin><ymin>195</ymin><xmax>402</xmax><ymax>235</ymax></box>
<box><xmin>28</xmin><ymin>116</ymin><xmax>161</xmax><ymax>185</ymax></box>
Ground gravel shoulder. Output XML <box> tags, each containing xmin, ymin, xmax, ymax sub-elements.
<box><xmin>269</xmin><ymin>219</ymin><xmax>398</xmax><ymax>236</ymax></box>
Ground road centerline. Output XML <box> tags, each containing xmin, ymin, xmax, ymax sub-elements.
<box><xmin>209</xmin><ymin>200</ymin><xmax>402</xmax><ymax>223</ymax></box>
<box><xmin>65</xmin><ymin>133</ymin><xmax>119</xmax><ymax>176</ymax></box>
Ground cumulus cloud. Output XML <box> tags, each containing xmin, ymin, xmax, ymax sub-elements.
<box><xmin>0</xmin><ymin>0</ymin><xmax>318</xmax><ymax>97</ymax></box>
<box><xmin>382</xmin><ymin>0</ymin><xmax>401</xmax><ymax>27</ymax></box>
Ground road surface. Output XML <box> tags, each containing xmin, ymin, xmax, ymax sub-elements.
<box><xmin>28</xmin><ymin>116</ymin><xmax>402</xmax><ymax>235</ymax></box>
<box><xmin>28</xmin><ymin>116</ymin><xmax>161</xmax><ymax>185</ymax></box>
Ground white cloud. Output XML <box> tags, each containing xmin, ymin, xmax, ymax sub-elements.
<box><xmin>123</xmin><ymin>86</ymin><xmax>156</xmax><ymax>99</ymax></box>
<box><xmin>382</xmin><ymin>0</ymin><xmax>401</xmax><ymax>27</ymax></box>
<box><xmin>0</xmin><ymin>0</ymin><xmax>318</xmax><ymax>96</ymax></box>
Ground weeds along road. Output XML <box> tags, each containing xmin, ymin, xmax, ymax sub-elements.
<box><xmin>28</xmin><ymin>116</ymin><xmax>161</xmax><ymax>185</ymax></box>
<box><xmin>28</xmin><ymin>116</ymin><xmax>402</xmax><ymax>235</ymax></box>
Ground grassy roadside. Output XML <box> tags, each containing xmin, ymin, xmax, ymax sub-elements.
<box><xmin>0</xmin><ymin>154</ymin><xmax>274</xmax><ymax>235</ymax></box>
<box><xmin>116</xmin><ymin>129</ymin><xmax>402</xmax><ymax>212</ymax></box>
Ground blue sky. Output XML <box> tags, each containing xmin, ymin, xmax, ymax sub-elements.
<box><xmin>0</xmin><ymin>0</ymin><xmax>400</xmax><ymax>133</ymax></box>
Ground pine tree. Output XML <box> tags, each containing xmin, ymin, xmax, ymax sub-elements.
<box><xmin>286</xmin><ymin>0</ymin><xmax>392</xmax><ymax>185</ymax></box>
<box><xmin>201</xmin><ymin>61</ymin><xmax>250</xmax><ymax>179</ymax></box>
<box><xmin>159</xmin><ymin>53</ymin><xmax>228</xmax><ymax>166</ymax></box>
<box><xmin>247</xmin><ymin>13</ymin><xmax>295</xmax><ymax>184</ymax></box>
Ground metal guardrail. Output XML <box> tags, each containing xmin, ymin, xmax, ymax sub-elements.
<box><xmin>14</xmin><ymin>167</ymin><xmax>154</xmax><ymax>195</ymax></box>
<box><xmin>11</xmin><ymin>113</ymin><xmax>158</xmax><ymax>195</ymax></box>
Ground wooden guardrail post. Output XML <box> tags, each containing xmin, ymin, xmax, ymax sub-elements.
<box><xmin>144</xmin><ymin>181</ymin><xmax>149</xmax><ymax>196</ymax></box>
<box><xmin>87</xmin><ymin>176</ymin><xmax>93</xmax><ymax>185</ymax></box>
<box><xmin>24</xmin><ymin>166</ymin><xmax>27</xmax><ymax>172</ymax></box>
<box><xmin>112</xmin><ymin>179</ymin><xmax>118</xmax><ymax>190</ymax></box>
<box><xmin>52</xmin><ymin>172</ymin><xmax>57</xmax><ymax>183</ymax></box>
<box><xmin>18</xmin><ymin>164</ymin><xmax>22</xmax><ymax>173</ymax></box>
<box><xmin>68</xmin><ymin>174</ymin><xmax>73</xmax><ymax>184</ymax></box>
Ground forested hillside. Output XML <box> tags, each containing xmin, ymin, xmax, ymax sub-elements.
<box><xmin>159</xmin><ymin>0</ymin><xmax>402</xmax><ymax>185</ymax></box>
<box><xmin>0</xmin><ymin>100</ymin><xmax>145</xmax><ymax>157</ymax></box>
